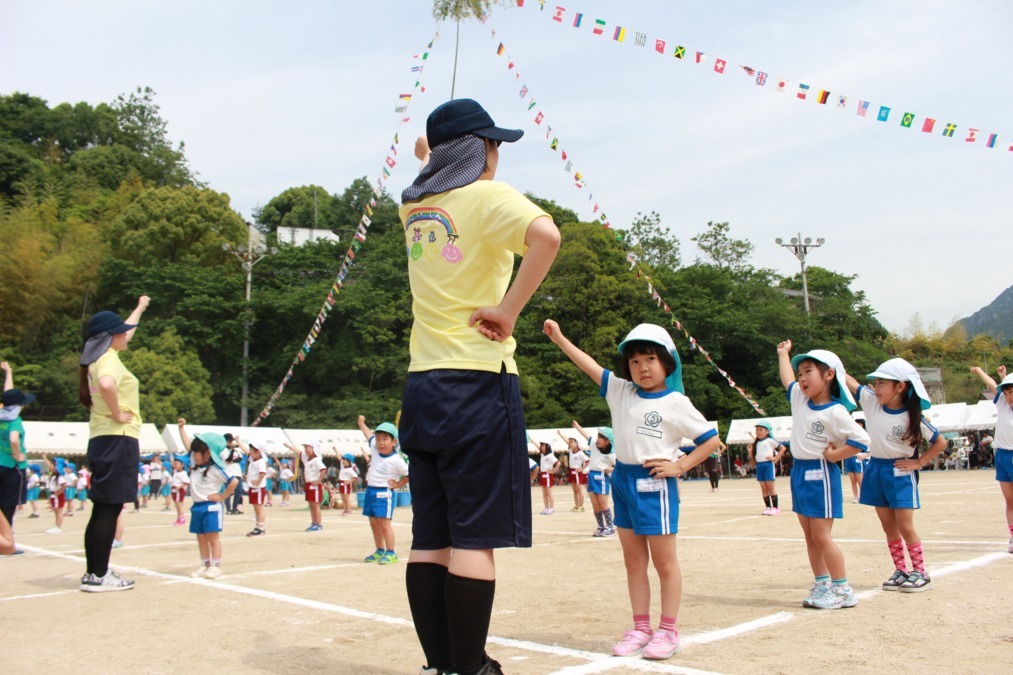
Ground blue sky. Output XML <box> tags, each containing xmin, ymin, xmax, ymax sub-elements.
<box><xmin>3</xmin><ymin>0</ymin><xmax>1010</xmax><ymax>335</ymax></box>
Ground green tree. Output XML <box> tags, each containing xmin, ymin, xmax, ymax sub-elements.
<box><xmin>623</xmin><ymin>210</ymin><xmax>681</xmax><ymax>271</ymax></box>
<box><xmin>691</xmin><ymin>221</ymin><xmax>754</xmax><ymax>272</ymax></box>
<box><xmin>256</xmin><ymin>185</ymin><xmax>340</xmax><ymax>234</ymax></box>
<box><xmin>432</xmin><ymin>0</ymin><xmax>507</xmax><ymax>20</ymax></box>
<box><xmin>121</xmin><ymin>328</ymin><xmax>215</xmax><ymax>426</ymax></box>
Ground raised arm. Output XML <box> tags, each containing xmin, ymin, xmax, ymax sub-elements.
<box><xmin>1</xmin><ymin>362</ymin><xmax>12</xmax><ymax>392</ymax></box>
<box><xmin>357</xmin><ymin>415</ymin><xmax>373</xmax><ymax>441</ymax></box>
<box><xmin>970</xmin><ymin>366</ymin><xmax>998</xmax><ymax>396</ymax></box>
<box><xmin>572</xmin><ymin>420</ymin><xmax>590</xmax><ymax>441</ymax></box>
<box><xmin>777</xmin><ymin>340</ymin><xmax>796</xmax><ymax>390</ymax></box>
<box><xmin>543</xmin><ymin>320</ymin><xmax>605</xmax><ymax>386</ymax></box>
<box><xmin>469</xmin><ymin>217</ymin><xmax>560</xmax><ymax>343</ymax></box>
<box><xmin>845</xmin><ymin>373</ymin><xmax>861</xmax><ymax>398</ymax></box>
<box><xmin>176</xmin><ymin>418</ymin><xmax>192</xmax><ymax>451</ymax></box>
<box><xmin>121</xmin><ymin>295</ymin><xmax>150</xmax><ymax>345</ymax></box>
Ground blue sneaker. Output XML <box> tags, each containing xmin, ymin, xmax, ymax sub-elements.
<box><xmin>305</xmin><ymin>524</ymin><xmax>322</xmax><ymax>532</ymax></box>
<box><xmin>364</xmin><ymin>549</ymin><xmax>384</xmax><ymax>562</ymax></box>
<box><xmin>802</xmin><ymin>580</ymin><xmax>831</xmax><ymax>608</ymax></box>
<box><xmin>378</xmin><ymin>551</ymin><xmax>399</xmax><ymax>565</ymax></box>
<box><xmin>811</xmin><ymin>584</ymin><xmax>858</xmax><ymax>609</ymax></box>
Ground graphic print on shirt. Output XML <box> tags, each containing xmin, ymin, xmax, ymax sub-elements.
<box><xmin>404</xmin><ymin>207</ymin><xmax>463</xmax><ymax>263</ymax></box>
<box><xmin>805</xmin><ymin>420</ymin><xmax>828</xmax><ymax>444</ymax></box>
<box><xmin>889</xmin><ymin>424</ymin><xmax>905</xmax><ymax>444</ymax></box>
<box><xmin>636</xmin><ymin>410</ymin><xmax>663</xmax><ymax>440</ymax></box>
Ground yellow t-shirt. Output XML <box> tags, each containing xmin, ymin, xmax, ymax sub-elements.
<box><xmin>399</xmin><ymin>180</ymin><xmax>550</xmax><ymax>374</ymax></box>
<box><xmin>88</xmin><ymin>348</ymin><xmax>142</xmax><ymax>439</ymax></box>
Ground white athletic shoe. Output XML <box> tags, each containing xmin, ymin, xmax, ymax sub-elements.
<box><xmin>80</xmin><ymin>570</ymin><xmax>135</xmax><ymax>593</ymax></box>
<box><xmin>190</xmin><ymin>566</ymin><xmax>208</xmax><ymax>578</ymax></box>
<box><xmin>203</xmin><ymin>566</ymin><xmax>222</xmax><ymax>580</ymax></box>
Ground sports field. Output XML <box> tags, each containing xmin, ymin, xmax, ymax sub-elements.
<box><xmin>3</xmin><ymin>470</ymin><xmax>1011</xmax><ymax>674</ymax></box>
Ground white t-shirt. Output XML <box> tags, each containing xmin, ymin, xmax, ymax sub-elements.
<box><xmin>857</xmin><ymin>386</ymin><xmax>940</xmax><ymax>460</ymax></box>
<box><xmin>266</xmin><ymin>466</ymin><xmax>278</xmax><ymax>480</ymax></box>
<box><xmin>27</xmin><ymin>473</ymin><xmax>39</xmax><ymax>490</ymax></box>
<box><xmin>189</xmin><ymin>464</ymin><xmax>232</xmax><ymax>502</ymax></box>
<box><xmin>49</xmin><ymin>474</ymin><xmax>67</xmax><ymax>492</ymax></box>
<box><xmin>301</xmin><ymin>452</ymin><xmax>326</xmax><ymax>484</ymax></box>
<box><xmin>539</xmin><ymin>452</ymin><xmax>557</xmax><ymax>472</ymax></box>
<box><xmin>338</xmin><ymin>466</ymin><xmax>359</xmax><ymax>483</ymax></box>
<box><xmin>280</xmin><ymin>467</ymin><xmax>294</xmax><ymax>482</ymax></box>
<box><xmin>993</xmin><ymin>391</ymin><xmax>1013</xmax><ymax>451</ymax></box>
<box><xmin>585</xmin><ymin>435</ymin><xmax>616</xmax><ymax>473</ymax></box>
<box><xmin>786</xmin><ymin>382</ymin><xmax>870</xmax><ymax>461</ymax></box>
<box><xmin>149</xmin><ymin>461</ymin><xmax>163</xmax><ymax>481</ymax></box>
<box><xmin>754</xmin><ymin>437</ymin><xmax>781</xmax><ymax>462</ymax></box>
<box><xmin>601</xmin><ymin>370</ymin><xmax>716</xmax><ymax>464</ymax></box>
<box><xmin>246</xmin><ymin>457</ymin><xmax>267</xmax><ymax>487</ymax></box>
<box><xmin>568</xmin><ymin>449</ymin><xmax>588</xmax><ymax>471</ymax></box>
<box><xmin>366</xmin><ymin>437</ymin><xmax>409</xmax><ymax>488</ymax></box>
<box><xmin>224</xmin><ymin>446</ymin><xmax>244</xmax><ymax>479</ymax></box>
<box><xmin>76</xmin><ymin>469</ymin><xmax>90</xmax><ymax>490</ymax></box>
<box><xmin>170</xmin><ymin>470</ymin><xmax>190</xmax><ymax>489</ymax></box>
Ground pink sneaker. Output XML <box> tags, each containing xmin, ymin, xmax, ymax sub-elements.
<box><xmin>770</xmin><ymin>507</ymin><xmax>781</xmax><ymax>515</ymax></box>
<box><xmin>761</xmin><ymin>507</ymin><xmax>772</xmax><ymax>516</ymax></box>
<box><xmin>612</xmin><ymin>629</ymin><xmax>653</xmax><ymax>657</ymax></box>
<box><xmin>642</xmin><ymin>629</ymin><xmax>680</xmax><ymax>660</ymax></box>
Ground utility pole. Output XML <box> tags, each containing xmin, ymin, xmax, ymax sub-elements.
<box><xmin>775</xmin><ymin>233</ymin><xmax>825</xmax><ymax>315</ymax></box>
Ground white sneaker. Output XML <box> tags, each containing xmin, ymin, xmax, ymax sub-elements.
<box><xmin>203</xmin><ymin>566</ymin><xmax>222</xmax><ymax>580</ymax></box>
<box><xmin>81</xmin><ymin>570</ymin><xmax>135</xmax><ymax>593</ymax></box>
<box><xmin>190</xmin><ymin>566</ymin><xmax>208</xmax><ymax>578</ymax></box>
<box><xmin>802</xmin><ymin>580</ymin><xmax>831</xmax><ymax>607</ymax></box>
<box><xmin>46</xmin><ymin>527</ymin><xmax>62</xmax><ymax>534</ymax></box>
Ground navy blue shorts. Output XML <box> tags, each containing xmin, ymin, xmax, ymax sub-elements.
<box><xmin>400</xmin><ymin>368</ymin><xmax>532</xmax><ymax>550</ymax></box>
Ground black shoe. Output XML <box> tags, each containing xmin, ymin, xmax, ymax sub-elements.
<box><xmin>474</xmin><ymin>655</ymin><xmax>503</xmax><ymax>675</ymax></box>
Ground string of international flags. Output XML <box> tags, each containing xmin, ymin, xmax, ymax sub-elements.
<box><xmin>490</xmin><ymin>25</ymin><xmax>768</xmax><ymax>415</ymax></box>
<box><xmin>251</xmin><ymin>32</ymin><xmax>439</xmax><ymax>426</ymax></box>
<box><xmin>517</xmin><ymin>0</ymin><xmax>1007</xmax><ymax>150</ymax></box>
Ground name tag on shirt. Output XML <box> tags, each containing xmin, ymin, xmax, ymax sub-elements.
<box><xmin>804</xmin><ymin>469</ymin><xmax>825</xmax><ymax>482</ymax></box>
<box><xmin>636</xmin><ymin>478</ymin><xmax>665</xmax><ymax>493</ymax></box>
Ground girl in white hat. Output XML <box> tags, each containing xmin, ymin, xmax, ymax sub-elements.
<box><xmin>544</xmin><ymin>320</ymin><xmax>719</xmax><ymax>660</ymax></box>
<box><xmin>845</xmin><ymin>358</ymin><xmax>947</xmax><ymax>592</ymax></box>
<box><xmin>970</xmin><ymin>364</ymin><xmax>1013</xmax><ymax>553</ymax></box>
<box><xmin>776</xmin><ymin>341</ymin><xmax>870</xmax><ymax>610</ymax></box>
<box><xmin>748</xmin><ymin>421</ymin><xmax>786</xmax><ymax>515</ymax></box>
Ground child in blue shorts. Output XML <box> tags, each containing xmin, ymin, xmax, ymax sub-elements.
<box><xmin>970</xmin><ymin>364</ymin><xmax>1013</xmax><ymax>554</ymax></box>
<box><xmin>777</xmin><ymin>341</ymin><xmax>870</xmax><ymax>610</ymax></box>
<box><xmin>178</xmin><ymin>421</ymin><xmax>238</xmax><ymax>580</ymax></box>
<box><xmin>845</xmin><ymin>358</ymin><xmax>947</xmax><ymax>592</ymax></box>
<box><xmin>357</xmin><ymin>415</ymin><xmax>409</xmax><ymax>565</ymax></box>
<box><xmin>546</xmin><ymin>321</ymin><xmax>719</xmax><ymax>660</ymax></box>
<box><xmin>748</xmin><ymin>421</ymin><xmax>786</xmax><ymax>515</ymax></box>
<box><xmin>572</xmin><ymin>421</ymin><xmax>616</xmax><ymax>537</ymax></box>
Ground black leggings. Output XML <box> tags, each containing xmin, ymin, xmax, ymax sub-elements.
<box><xmin>84</xmin><ymin>502</ymin><xmax>123</xmax><ymax>577</ymax></box>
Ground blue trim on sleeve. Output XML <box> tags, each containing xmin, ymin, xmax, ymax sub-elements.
<box><xmin>786</xmin><ymin>381</ymin><xmax>795</xmax><ymax>401</ymax></box>
<box><xmin>995</xmin><ymin>391</ymin><xmax>1002</xmax><ymax>405</ymax></box>
<box><xmin>844</xmin><ymin>439</ymin><xmax>869</xmax><ymax>452</ymax></box>
<box><xmin>599</xmin><ymin>370</ymin><xmax>611</xmax><ymax>398</ymax></box>
<box><xmin>693</xmin><ymin>429</ymin><xmax>718</xmax><ymax>445</ymax></box>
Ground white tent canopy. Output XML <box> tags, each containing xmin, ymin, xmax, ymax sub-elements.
<box><xmin>962</xmin><ymin>400</ymin><xmax>998</xmax><ymax>431</ymax></box>
<box><xmin>283</xmin><ymin>428</ymin><xmax>369</xmax><ymax>458</ymax></box>
<box><xmin>22</xmin><ymin>422</ymin><xmax>167</xmax><ymax>457</ymax></box>
<box><xmin>726</xmin><ymin>417</ymin><xmax>793</xmax><ymax>445</ymax></box>
<box><xmin>529</xmin><ymin>423</ymin><xmax>718</xmax><ymax>453</ymax></box>
<box><xmin>922</xmin><ymin>402</ymin><xmax>969</xmax><ymax>433</ymax></box>
<box><xmin>161</xmin><ymin>424</ymin><xmax>293</xmax><ymax>457</ymax></box>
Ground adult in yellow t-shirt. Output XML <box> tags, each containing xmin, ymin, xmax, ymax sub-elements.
<box><xmin>397</xmin><ymin>99</ymin><xmax>560</xmax><ymax>675</ymax></box>
<box><xmin>77</xmin><ymin>296</ymin><xmax>149</xmax><ymax>593</ymax></box>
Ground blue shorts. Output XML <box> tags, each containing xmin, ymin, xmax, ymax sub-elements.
<box><xmin>843</xmin><ymin>456</ymin><xmax>864</xmax><ymax>474</ymax></box>
<box><xmin>612</xmin><ymin>462</ymin><xmax>680</xmax><ymax>535</ymax></box>
<box><xmin>755</xmin><ymin>461</ymin><xmax>775</xmax><ymax>482</ymax></box>
<box><xmin>587</xmin><ymin>470</ymin><xmax>612</xmax><ymax>495</ymax></box>
<box><xmin>65</xmin><ymin>487</ymin><xmax>77</xmax><ymax>500</ymax></box>
<box><xmin>859</xmin><ymin>457</ymin><xmax>920</xmax><ymax>509</ymax></box>
<box><xmin>159</xmin><ymin>484</ymin><xmax>171</xmax><ymax>497</ymax></box>
<box><xmin>996</xmin><ymin>449</ymin><xmax>1013</xmax><ymax>483</ymax></box>
<box><xmin>790</xmin><ymin>458</ymin><xmax>843</xmax><ymax>519</ymax></box>
<box><xmin>189</xmin><ymin>501</ymin><xmax>224</xmax><ymax>534</ymax></box>
<box><xmin>279</xmin><ymin>480</ymin><xmax>292</xmax><ymax>492</ymax></box>
<box><xmin>401</xmin><ymin>368</ymin><xmax>531</xmax><ymax>550</ymax></box>
<box><xmin>362</xmin><ymin>486</ymin><xmax>395</xmax><ymax>519</ymax></box>
<box><xmin>27</xmin><ymin>486</ymin><xmax>40</xmax><ymax>501</ymax></box>
<box><xmin>265</xmin><ymin>479</ymin><xmax>274</xmax><ymax>491</ymax></box>
<box><xmin>140</xmin><ymin>485</ymin><xmax>150</xmax><ymax>497</ymax></box>
<box><xmin>77</xmin><ymin>489</ymin><xmax>88</xmax><ymax>501</ymax></box>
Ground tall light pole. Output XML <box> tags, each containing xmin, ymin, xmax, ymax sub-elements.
<box><xmin>775</xmin><ymin>233</ymin><xmax>825</xmax><ymax>315</ymax></box>
<box><xmin>223</xmin><ymin>234</ymin><xmax>277</xmax><ymax>426</ymax></box>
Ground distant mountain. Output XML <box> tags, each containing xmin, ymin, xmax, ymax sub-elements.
<box><xmin>959</xmin><ymin>285</ymin><xmax>1013</xmax><ymax>344</ymax></box>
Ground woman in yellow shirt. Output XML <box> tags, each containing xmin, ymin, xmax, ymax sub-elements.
<box><xmin>77</xmin><ymin>296</ymin><xmax>148</xmax><ymax>593</ymax></box>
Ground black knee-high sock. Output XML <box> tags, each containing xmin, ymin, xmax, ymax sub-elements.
<box><xmin>84</xmin><ymin>502</ymin><xmax>122</xmax><ymax>576</ymax></box>
<box><xmin>406</xmin><ymin>562</ymin><xmax>452</xmax><ymax>670</ymax></box>
<box><xmin>445</xmin><ymin>573</ymin><xmax>496</xmax><ymax>674</ymax></box>
<box><xmin>771</xmin><ymin>494</ymin><xmax>779</xmax><ymax>508</ymax></box>
<box><xmin>763</xmin><ymin>495</ymin><xmax>772</xmax><ymax>508</ymax></box>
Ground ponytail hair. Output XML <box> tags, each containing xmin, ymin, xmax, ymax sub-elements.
<box><xmin>78</xmin><ymin>366</ymin><xmax>92</xmax><ymax>409</ymax></box>
<box><xmin>900</xmin><ymin>383</ymin><xmax>925</xmax><ymax>450</ymax></box>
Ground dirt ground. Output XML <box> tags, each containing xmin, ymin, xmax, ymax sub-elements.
<box><xmin>2</xmin><ymin>470</ymin><xmax>1012</xmax><ymax>674</ymax></box>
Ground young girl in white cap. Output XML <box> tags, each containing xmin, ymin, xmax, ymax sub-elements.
<box><xmin>533</xmin><ymin>440</ymin><xmax>559</xmax><ymax>515</ymax></box>
<box><xmin>241</xmin><ymin>441</ymin><xmax>268</xmax><ymax>537</ymax></box>
<box><xmin>748</xmin><ymin>421</ymin><xmax>786</xmax><ymax>515</ymax></box>
<box><xmin>285</xmin><ymin>440</ymin><xmax>326</xmax><ymax>531</ymax></box>
<box><xmin>572</xmin><ymin>421</ymin><xmax>616</xmax><ymax>537</ymax></box>
<box><xmin>970</xmin><ymin>364</ymin><xmax>1013</xmax><ymax>553</ymax></box>
<box><xmin>545</xmin><ymin>320</ymin><xmax>719</xmax><ymax>660</ymax></box>
<box><xmin>177</xmin><ymin>422</ymin><xmax>238</xmax><ymax>579</ymax></box>
<box><xmin>777</xmin><ymin>341</ymin><xmax>870</xmax><ymax>610</ymax></box>
<box><xmin>844</xmin><ymin>358</ymin><xmax>946</xmax><ymax>592</ymax></box>
<box><xmin>338</xmin><ymin>453</ymin><xmax>359</xmax><ymax>515</ymax></box>
<box><xmin>557</xmin><ymin>431</ymin><xmax>588</xmax><ymax>512</ymax></box>
<box><xmin>278</xmin><ymin>460</ymin><xmax>294</xmax><ymax>506</ymax></box>
<box><xmin>169</xmin><ymin>457</ymin><xmax>189</xmax><ymax>526</ymax></box>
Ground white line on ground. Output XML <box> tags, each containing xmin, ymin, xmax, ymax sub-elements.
<box><xmin>0</xmin><ymin>590</ymin><xmax>79</xmax><ymax>602</ymax></box>
<box><xmin>680</xmin><ymin>611</ymin><xmax>795</xmax><ymax>647</ymax></box>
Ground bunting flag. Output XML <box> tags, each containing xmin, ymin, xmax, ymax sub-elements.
<box><xmin>516</xmin><ymin>2</ymin><xmax>1009</xmax><ymax>156</ymax></box>
<box><xmin>489</xmin><ymin>28</ymin><xmax>766</xmax><ymax>415</ymax></box>
<box><xmin>250</xmin><ymin>30</ymin><xmax>439</xmax><ymax>426</ymax></box>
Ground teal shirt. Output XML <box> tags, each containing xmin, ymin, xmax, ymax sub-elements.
<box><xmin>0</xmin><ymin>417</ymin><xmax>27</xmax><ymax>469</ymax></box>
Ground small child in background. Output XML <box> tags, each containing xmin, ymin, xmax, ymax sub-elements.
<box><xmin>358</xmin><ymin>415</ymin><xmax>409</xmax><ymax>565</ymax></box>
<box><xmin>843</xmin><ymin>444</ymin><xmax>869</xmax><ymax>504</ymax></box>
<box><xmin>278</xmin><ymin>460</ymin><xmax>294</xmax><ymax>506</ymax></box>
<box><xmin>25</xmin><ymin>466</ymin><xmax>41</xmax><ymax>518</ymax></box>
<box><xmin>170</xmin><ymin>457</ymin><xmax>189</xmax><ymax>526</ymax></box>
<box><xmin>139</xmin><ymin>464</ymin><xmax>150</xmax><ymax>509</ymax></box>
<box><xmin>534</xmin><ymin>440</ymin><xmax>559</xmax><ymax>515</ymax></box>
<box><xmin>42</xmin><ymin>455</ymin><xmax>67</xmax><ymax>534</ymax></box>
<box><xmin>62</xmin><ymin>463</ymin><xmax>77</xmax><ymax>517</ymax></box>
<box><xmin>178</xmin><ymin>420</ymin><xmax>238</xmax><ymax>579</ymax></box>
<box><xmin>777</xmin><ymin>341</ymin><xmax>870</xmax><ymax>610</ymax></box>
<box><xmin>338</xmin><ymin>453</ymin><xmax>359</xmax><ymax>515</ymax></box>
<box><xmin>573</xmin><ymin>421</ymin><xmax>616</xmax><ymax>537</ymax></box>
<box><xmin>558</xmin><ymin>430</ymin><xmax>588</xmax><ymax>512</ymax></box>
<box><xmin>286</xmin><ymin>440</ymin><xmax>326</xmax><ymax>531</ymax></box>
<box><xmin>748</xmin><ymin>422</ymin><xmax>786</xmax><ymax>515</ymax></box>
<box><xmin>76</xmin><ymin>465</ymin><xmax>90</xmax><ymax>512</ymax></box>
<box><xmin>970</xmin><ymin>364</ymin><xmax>1013</xmax><ymax>553</ymax></box>
<box><xmin>264</xmin><ymin>460</ymin><xmax>277</xmax><ymax>507</ymax></box>
<box><xmin>160</xmin><ymin>461</ymin><xmax>173</xmax><ymax>511</ymax></box>
<box><xmin>242</xmin><ymin>441</ymin><xmax>268</xmax><ymax>537</ymax></box>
